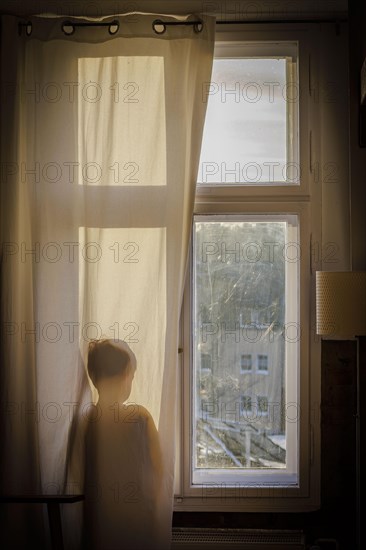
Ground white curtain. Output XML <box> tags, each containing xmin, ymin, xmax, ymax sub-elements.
<box><xmin>0</xmin><ymin>13</ymin><xmax>214</xmax><ymax>549</ymax></box>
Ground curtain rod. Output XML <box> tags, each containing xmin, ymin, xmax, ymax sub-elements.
<box><xmin>18</xmin><ymin>16</ymin><xmax>348</xmax><ymax>37</ymax></box>
<box><xmin>216</xmin><ymin>18</ymin><xmax>347</xmax><ymax>24</ymax></box>
<box><xmin>152</xmin><ymin>17</ymin><xmax>348</xmax><ymax>29</ymax></box>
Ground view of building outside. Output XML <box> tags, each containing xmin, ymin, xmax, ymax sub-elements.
<box><xmin>193</xmin><ymin>219</ymin><xmax>288</xmax><ymax>470</ymax></box>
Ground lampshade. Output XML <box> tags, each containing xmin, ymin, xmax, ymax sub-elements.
<box><xmin>316</xmin><ymin>271</ymin><xmax>366</xmax><ymax>336</ymax></box>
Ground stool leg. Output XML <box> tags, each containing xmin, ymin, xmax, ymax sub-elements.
<box><xmin>47</xmin><ymin>502</ymin><xmax>64</xmax><ymax>550</ymax></box>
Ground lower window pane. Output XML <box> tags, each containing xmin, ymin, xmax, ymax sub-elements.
<box><xmin>192</xmin><ymin>214</ymin><xmax>299</xmax><ymax>484</ymax></box>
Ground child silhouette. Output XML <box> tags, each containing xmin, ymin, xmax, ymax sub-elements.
<box><xmin>83</xmin><ymin>339</ymin><xmax>163</xmax><ymax>550</ymax></box>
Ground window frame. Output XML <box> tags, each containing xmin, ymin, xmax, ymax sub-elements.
<box><xmin>197</xmin><ymin>41</ymin><xmax>300</xmax><ymax>188</ymax></box>
<box><xmin>196</xmin><ymin>29</ymin><xmax>311</xmax><ymax>200</ymax></box>
<box><xmin>174</xmin><ymin>23</ymin><xmax>321</xmax><ymax>512</ymax></box>
<box><xmin>190</xmin><ymin>211</ymin><xmax>300</xmax><ymax>488</ymax></box>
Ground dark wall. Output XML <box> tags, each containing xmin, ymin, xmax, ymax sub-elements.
<box><xmin>349</xmin><ymin>0</ymin><xmax>366</xmax><ymax>270</ymax></box>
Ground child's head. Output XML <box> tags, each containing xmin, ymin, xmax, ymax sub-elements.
<box><xmin>87</xmin><ymin>339</ymin><xmax>136</xmax><ymax>393</ymax></box>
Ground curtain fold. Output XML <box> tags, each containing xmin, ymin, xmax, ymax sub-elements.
<box><xmin>0</xmin><ymin>13</ymin><xmax>215</xmax><ymax>549</ymax></box>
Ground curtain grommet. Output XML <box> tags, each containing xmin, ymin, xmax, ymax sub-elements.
<box><xmin>62</xmin><ymin>21</ymin><xmax>75</xmax><ymax>36</ymax></box>
<box><xmin>152</xmin><ymin>20</ymin><xmax>166</xmax><ymax>35</ymax></box>
<box><xmin>18</xmin><ymin>21</ymin><xmax>32</xmax><ymax>36</ymax></box>
<box><xmin>193</xmin><ymin>21</ymin><xmax>204</xmax><ymax>33</ymax></box>
<box><xmin>108</xmin><ymin>20</ymin><xmax>119</xmax><ymax>35</ymax></box>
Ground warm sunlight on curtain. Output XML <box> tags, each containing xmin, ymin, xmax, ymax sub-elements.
<box><xmin>0</xmin><ymin>13</ymin><xmax>214</xmax><ymax>549</ymax></box>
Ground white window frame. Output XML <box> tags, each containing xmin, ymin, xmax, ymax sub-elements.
<box><xmin>197</xmin><ymin>41</ymin><xmax>299</xmax><ymax>188</ymax></box>
<box><xmin>174</xmin><ymin>23</ymin><xmax>321</xmax><ymax>513</ymax></box>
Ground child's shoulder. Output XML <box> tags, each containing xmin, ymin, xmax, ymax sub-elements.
<box><xmin>135</xmin><ymin>404</ymin><xmax>153</xmax><ymax>421</ymax></box>
<box><xmin>122</xmin><ymin>402</ymin><xmax>152</xmax><ymax>421</ymax></box>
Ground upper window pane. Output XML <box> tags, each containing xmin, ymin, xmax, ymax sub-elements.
<box><xmin>197</xmin><ymin>42</ymin><xmax>299</xmax><ymax>186</ymax></box>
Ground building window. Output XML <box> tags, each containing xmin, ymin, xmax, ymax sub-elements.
<box><xmin>257</xmin><ymin>354</ymin><xmax>269</xmax><ymax>373</ymax></box>
<box><xmin>241</xmin><ymin>395</ymin><xmax>252</xmax><ymax>412</ymax></box>
<box><xmin>257</xmin><ymin>395</ymin><xmax>269</xmax><ymax>415</ymax></box>
<box><xmin>176</xmin><ymin>30</ymin><xmax>321</xmax><ymax>512</ymax></box>
<box><xmin>201</xmin><ymin>352</ymin><xmax>212</xmax><ymax>371</ymax></box>
<box><xmin>240</xmin><ymin>354</ymin><xmax>252</xmax><ymax>372</ymax></box>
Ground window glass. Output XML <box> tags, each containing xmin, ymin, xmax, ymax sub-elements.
<box><xmin>192</xmin><ymin>215</ymin><xmax>299</xmax><ymax>480</ymax></box>
<box><xmin>197</xmin><ymin>48</ymin><xmax>298</xmax><ymax>185</ymax></box>
<box><xmin>257</xmin><ymin>354</ymin><xmax>269</xmax><ymax>372</ymax></box>
<box><xmin>240</xmin><ymin>354</ymin><xmax>252</xmax><ymax>371</ymax></box>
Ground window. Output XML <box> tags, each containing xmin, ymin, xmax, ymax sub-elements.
<box><xmin>240</xmin><ymin>354</ymin><xmax>252</xmax><ymax>371</ymax></box>
<box><xmin>257</xmin><ymin>354</ymin><xmax>269</xmax><ymax>373</ymax></box>
<box><xmin>241</xmin><ymin>395</ymin><xmax>252</xmax><ymax>412</ymax></box>
<box><xmin>257</xmin><ymin>396</ymin><xmax>269</xmax><ymax>416</ymax></box>
<box><xmin>201</xmin><ymin>352</ymin><xmax>212</xmax><ymax>371</ymax></box>
<box><xmin>191</xmin><ymin>214</ymin><xmax>297</xmax><ymax>486</ymax></box>
<box><xmin>197</xmin><ymin>43</ymin><xmax>299</xmax><ymax>186</ymax></box>
<box><xmin>176</xmin><ymin>29</ymin><xmax>321</xmax><ymax>512</ymax></box>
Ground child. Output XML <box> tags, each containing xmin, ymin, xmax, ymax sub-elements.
<box><xmin>83</xmin><ymin>339</ymin><xmax>163</xmax><ymax>550</ymax></box>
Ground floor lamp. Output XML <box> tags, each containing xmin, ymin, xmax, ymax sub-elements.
<box><xmin>316</xmin><ymin>271</ymin><xmax>366</xmax><ymax>550</ymax></box>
